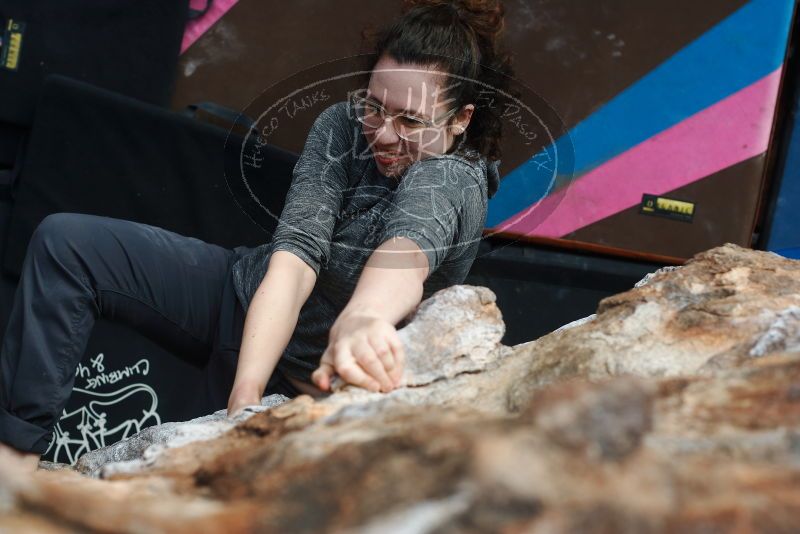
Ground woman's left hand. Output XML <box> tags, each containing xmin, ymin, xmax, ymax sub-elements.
<box><xmin>311</xmin><ymin>311</ymin><xmax>405</xmax><ymax>393</ymax></box>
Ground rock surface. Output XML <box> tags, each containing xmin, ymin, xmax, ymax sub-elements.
<box><xmin>75</xmin><ymin>394</ymin><xmax>290</xmax><ymax>478</ymax></box>
<box><xmin>2</xmin><ymin>243</ymin><xmax>800</xmax><ymax>533</ymax></box>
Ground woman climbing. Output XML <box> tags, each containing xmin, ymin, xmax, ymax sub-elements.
<box><xmin>0</xmin><ymin>0</ymin><xmax>514</xmax><ymax>471</ymax></box>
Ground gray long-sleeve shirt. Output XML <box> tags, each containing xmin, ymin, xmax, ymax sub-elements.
<box><xmin>231</xmin><ymin>99</ymin><xmax>500</xmax><ymax>382</ymax></box>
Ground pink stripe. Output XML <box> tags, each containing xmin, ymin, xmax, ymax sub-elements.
<box><xmin>495</xmin><ymin>67</ymin><xmax>783</xmax><ymax>237</ymax></box>
<box><xmin>181</xmin><ymin>0</ymin><xmax>240</xmax><ymax>54</ymax></box>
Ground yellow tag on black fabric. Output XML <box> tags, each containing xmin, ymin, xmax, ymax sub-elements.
<box><xmin>640</xmin><ymin>194</ymin><xmax>695</xmax><ymax>223</ymax></box>
<box><xmin>1</xmin><ymin>19</ymin><xmax>25</xmax><ymax>71</ymax></box>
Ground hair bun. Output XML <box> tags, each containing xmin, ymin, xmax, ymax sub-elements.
<box><xmin>453</xmin><ymin>0</ymin><xmax>505</xmax><ymax>40</ymax></box>
<box><xmin>402</xmin><ymin>0</ymin><xmax>506</xmax><ymax>41</ymax></box>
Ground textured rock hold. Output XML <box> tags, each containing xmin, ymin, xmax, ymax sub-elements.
<box><xmin>331</xmin><ymin>284</ymin><xmax>506</xmax><ymax>391</ymax></box>
<box><xmin>749</xmin><ymin>305</ymin><xmax>800</xmax><ymax>356</ymax></box>
<box><xmin>76</xmin><ymin>394</ymin><xmax>290</xmax><ymax>478</ymax></box>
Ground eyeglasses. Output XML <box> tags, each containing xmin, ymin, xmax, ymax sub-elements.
<box><xmin>350</xmin><ymin>91</ymin><xmax>459</xmax><ymax>143</ymax></box>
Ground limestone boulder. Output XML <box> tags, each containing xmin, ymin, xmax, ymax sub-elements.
<box><xmin>2</xmin><ymin>244</ymin><xmax>799</xmax><ymax>533</ymax></box>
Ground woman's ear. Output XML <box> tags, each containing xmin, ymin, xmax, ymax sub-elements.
<box><xmin>450</xmin><ymin>103</ymin><xmax>475</xmax><ymax>135</ymax></box>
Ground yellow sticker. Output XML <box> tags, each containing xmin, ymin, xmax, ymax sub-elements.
<box><xmin>2</xmin><ymin>19</ymin><xmax>25</xmax><ymax>71</ymax></box>
<box><xmin>640</xmin><ymin>194</ymin><xmax>695</xmax><ymax>222</ymax></box>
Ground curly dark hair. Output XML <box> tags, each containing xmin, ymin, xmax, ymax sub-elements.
<box><xmin>363</xmin><ymin>0</ymin><xmax>516</xmax><ymax>178</ymax></box>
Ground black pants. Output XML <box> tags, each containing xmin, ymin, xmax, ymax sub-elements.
<box><xmin>0</xmin><ymin>213</ymin><xmax>299</xmax><ymax>454</ymax></box>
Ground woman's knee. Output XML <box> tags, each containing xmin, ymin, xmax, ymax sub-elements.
<box><xmin>28</xmin><ymin>212</ymin><xmax>100</xmax><ymax>259</ymax></box>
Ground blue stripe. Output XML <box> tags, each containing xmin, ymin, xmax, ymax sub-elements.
<box><xmin>772</xmin><ymin>247</ymin><xmax>800</xmax><ymax>260</ymax></box>
<box><xmin>488</xmin><ymin>0</ymin><xmax>794</xmax><ymax>227</ymax></box>
<box><xmin>765</xmin><ymin>70</ymin><xmax>800</xmax><ymax>252</ymax></box>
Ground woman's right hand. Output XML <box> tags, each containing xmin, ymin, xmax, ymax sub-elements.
<box><xmin>228</xmin><ymin>251</ymin><xmax>317</xmax><ymax>417</ymax></box>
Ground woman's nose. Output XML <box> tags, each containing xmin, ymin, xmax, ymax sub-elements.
<box><xmin>374</xmin><ymin>117</ymin><xmax>401</xmax><ymax>144</ymax></box>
